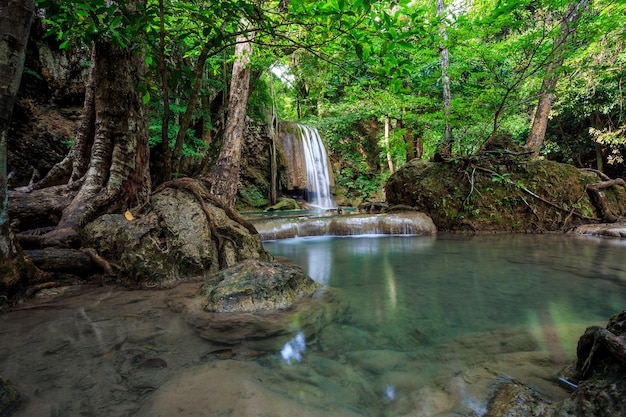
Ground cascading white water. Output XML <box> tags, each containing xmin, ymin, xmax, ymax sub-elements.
<box><xmin>298</xmin><ymin>125</ymin><xmax>335</xmax><ymax>209</ymax></box>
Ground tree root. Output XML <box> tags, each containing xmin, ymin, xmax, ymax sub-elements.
<box><xmin>576</xmin><ymin>325</ymin><xmax>626</xmax><ymax>378</ymax></box>
<box><xmin>81</xmin><ymin>247</ymin><xmax>119</xmax><ymax>275</ymax></box>
<box><xmin>143</xmin><ymin>178</ymin><xmax>258</xmax><ymax>269</ymax></box>
<box><xmin>470</xmin><ymin>163</ymin><xmax>600</xmax><ymax>223</ymax></box>
<box><xmin>586</xmin><ymin>177</ymin><xmax>626</xmax><ymax>223</ymax></box>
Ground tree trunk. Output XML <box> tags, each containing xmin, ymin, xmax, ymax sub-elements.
<box><xmin>205</xmin><ymin>31</ymin><xmax>255</xmax><ymax>207</ymax></box>
<box><xmin>44</xmin><ymin>33</ymin><xmax>151</xmax><ymax>244</ymax></box>
<box><xmin>0</xmin><ymin>0</ymin><xmax>44</xmax><ymax>292</ymax></box>
<box><xmin>34</xmin><ymin>45</ymin><xmax>96</xmax><ymax>189</ymax></box>
<box><xmin>171</xmin><ymin>45</ymin><xmax>211</xmax><ymax>176</ymax></box>
<box><xmin>436</xmin><ymin>0</ymin><xmax>452</xmax><ymax>155</ymax></box>
<box><xmin>526</xmin><ymin>0</ymin><xmax>589</xmax><ymax>157</ymax></box>
<box><xmin>153</xmin><ymin>0</ymin><xmax>172</xmax><ymax>185</ymax></box>
<box><xmin>384</xmin><ymin>117</ymin><xmax>395</xmax><ymax>173</ymax></box>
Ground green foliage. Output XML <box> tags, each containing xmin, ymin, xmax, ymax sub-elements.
<box><xmin>239</xmin><ymin>184</ymin><xmax>269</xmax><ymax>208</ymax></box>
<box><xmin>37</xmin><ymin>0</ymin><xmax>626</xmax><ymax>194</ymax></box>
<box><xmin>148</xmin><ymin>102</ymin><xmax>208</xmax><ymax>158</ymax></box>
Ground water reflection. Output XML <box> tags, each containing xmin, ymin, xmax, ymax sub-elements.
<box><xmin>2</xmin><ymin>235</ymin><xmax>626</xmax><ymax>417</ymax></box>
<box><xmin>280</xmin><ymin>331</ymin><xmax>306</xmax><ymax>364</ymax></box>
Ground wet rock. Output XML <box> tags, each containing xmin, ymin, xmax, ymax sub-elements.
<box><xmin>252</xmin><ymin>212</ymin><xmax>437</xmax><ymax>240</ymax></box>
<box><xmin>199</xmin><ymin>259</ymin><xmax>323</xmax><ymax>312</ymax></box>
<box><xmin>574</xmin><ymin>223</ymin><xmax>626</xmax><ymax>238</ymax></box>
<box><xmin>484</xmin><ymin>379</ymin><xmax>552</xmax><ymax>417</ymax></box>
<box><xmin>265</xmin><ymin>197</ymin><xmax>299</xmax><ymax>211</ymax></box>
<box><xmin>0</xmin><ymin>376</ymin><xmax>20</xmax><ymax>417</ymax></box>
<box><xmin>484</xmin><ymin>310</ymin><xmax>626</xmax><ymax>417</ymax></box>
<box><xmin>168</xmin><ymin>260</ymin><xmax>346</xmax><ymax>348</ymax></box>
<box><xmin>82</xmin><ymin>185</ymin><xmax>271</xmax><ymax>286</ymax></box>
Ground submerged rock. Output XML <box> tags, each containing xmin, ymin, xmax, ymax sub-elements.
<box><xmin>199</xmin><ymin>259</ymin><xmax>323</xmax><ymax>312</ymax></box>
<box><xmin>168</xmin><ymin>260</ymin><xmax>346</xmax><ymax>348</ymax></box>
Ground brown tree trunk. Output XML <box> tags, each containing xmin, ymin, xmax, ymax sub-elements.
<box><xmin>44</xmin><ymin>35</ymin><xmax>151</xmax><ymax>244</ymax></box>
<box><xmin>0</xmin><ymin>0</ymin><xmax>45</xmax><ymax>292</ymax></box>
<box><xmin>205</xmin><ymin>31</ymin><xmax>255</xmax><ymax>206</ymax></box>
<box><xmin>34</xmin><ymin>45</ymin><xmax>96</xmax><ymax>189</ymax></box>
<box><xmin>153</xmin><ymin>0</ymin><xmax>172</xmax><ymax>185</ymax></box>
<box><xmin>436</xmin><ymin>0</ymin><xmax>452</xmax><ymax>156</ymax></box>
<box><xmin>526</xmin><ymin>0</ymin><xmax>589</xmax><ymax>157</ymax></box>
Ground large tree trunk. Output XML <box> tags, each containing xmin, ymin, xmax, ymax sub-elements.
<box><xmin>44</xmin><ymin>32</ymin><xmax>150</xmax><ymax>245</ymax></box>
<box><xmin>0</xmin><ymin>0</ymin><xmax>44</xmax><ymax>292</ymax></box>
<box><xmin>33</xmin><ymin>46</ymin><xmax>96</xmax><ymax>189</ymax></box>
<box><xmin>526</xmin><ymin>0</ymin><xmax>589</xmax><ymax>157</ymax></box>
<box><xmin>205</xmin><ymin>31</ymin><xmax>255</xmax><ymax>207</ymax></box>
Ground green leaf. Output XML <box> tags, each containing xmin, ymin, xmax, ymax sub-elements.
<box><xmin>355</xmin><ymin>43</ymin><xmax>363</xmax><ymax>59</ymax></box>
<box><xmin>142</xmin><ymin>91</ymin><xmax>151</xmax><ymax>104</ymax></box>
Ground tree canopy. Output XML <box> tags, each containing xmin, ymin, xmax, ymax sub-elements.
<box><xmin>31</xmin><ymin>0</ymin><xmax>626</xmax><ymax>187</ymax></box>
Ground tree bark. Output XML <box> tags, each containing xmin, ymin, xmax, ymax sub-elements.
<box><xmin>153</xmin><ymin>0</ymin><xmax>172</xmax><ymax>185</ymax></box>
<box><xmin>34</xmin><ymin>45</ymin><xmax>96</xmax><ymax>189</ymax></box>
<box><xmin>205</xmin><ymin>31</ymin><xmax>255</xmax><ymax>207</ymax></box>
<box><xmin>0</xmin><ymin>0</ymin><xmax>35</xmax><ymax>288</ymax></box>
<box><xmin>384</xmin><ymin>117</ymin><xmax>395</xmax><ymax>173</ymax></box>
<box><xmin>44</xmin><ymin>26</ymin><xmax>150</xmax><ymax>244</ymax></box>
<box><xmin>526</xmin><ymin>0</ymin><xmax>589</xmax><ymax>157</ymax></box>
<box><xmin>436</xmin><ymin>0</ymin><xmax>452</xmax><ymax>155</ymax></box>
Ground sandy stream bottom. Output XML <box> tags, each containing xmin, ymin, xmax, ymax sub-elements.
<box><xmin>0</xmin><ymin>283</ymin><xmax>582</xmax><ymax>417</ymax></box>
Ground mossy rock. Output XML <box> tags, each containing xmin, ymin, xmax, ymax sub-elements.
<box><xmin>0</xmin><ymin>376</ymin><xmax>20</xmax><ymax>417</ymax></box>
<box><xmin>83</xmin><ymin>182</ymin><xmax>271</xmax><ymax>286</ymax></box>
<box><xmin>168</xmin><ymin>259</ymin><xmax>347</xmax><ymax>348</ymax></box>
<box><xmin>386</xmin><ymin>157</ymin><xmax>626</xmax><ymax>232</ymax></box>
<box><xmin>265</xmin><ymin>197</ymin><xmax>299</xmax><ymax>211</ymax></box>
<box><xmin>199</xmin><ymin>259</ymin><xmax>323</xmax><ymax>313</ymax></box>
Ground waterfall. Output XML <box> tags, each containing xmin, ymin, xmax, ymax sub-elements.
<box><xmin>298</xmin><ymin>125</ymin><xmax>335</xmax><ymax>209</ymax></box>
<box><xmin>276</xmin><ymin>122</ymin><xmax>335</xmax><ymax>209</ymax></box>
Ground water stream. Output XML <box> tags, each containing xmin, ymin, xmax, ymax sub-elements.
<box><xmin>2</xmin><ymin>234</ymin><xmax>625</xmax><ymax>416</ymax></box>
<box><xmin>298</xmin><ymin>125</ymin><xmax>335</xmax><ymax>209</ymax></box>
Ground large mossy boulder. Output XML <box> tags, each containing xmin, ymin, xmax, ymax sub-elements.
<box><xmin>386</xmin><ymin>158</ymin><xmax>626</xmax><ymax>231</ymax></box>
<box><xmin>82</xmin><ymin>181</ymin><xmax>271</xmax><ymax>286</ymax></box>
<box><xmin>168</xmin><ymin>259</ymin><xmax>346</xmax><ymax>348</ymax></box>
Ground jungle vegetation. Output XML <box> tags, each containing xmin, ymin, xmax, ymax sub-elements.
<box><xmin>1</xmin><ymin>0</ymin><xmax>625</xmax><ymax>288</ymax></box>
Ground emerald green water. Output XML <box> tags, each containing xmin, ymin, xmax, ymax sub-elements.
<box><xmin>1</xmin><ymin>234</ymin><xmax>625</xmax><ymax>416</ymax></box>
<box><xmin>264</xmin><ymin>234</ymin><xmax>626</xmax><ymax>346</ymax></box>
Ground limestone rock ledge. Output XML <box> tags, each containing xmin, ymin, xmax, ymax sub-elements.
<box><xmin>252</xmin><ymin>212</ymin><xmax>437</xmax><ymax>240</ymax></box>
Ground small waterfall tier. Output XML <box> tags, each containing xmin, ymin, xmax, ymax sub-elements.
<box><xmin>277</xmin><ymin>123</ymin><xmax>335</xmax><ymax>209</ymax></box>
<box><xmin>251</xmin><ymin>212</ymin><xmax>437</xmax><ymax>240</ymax></box>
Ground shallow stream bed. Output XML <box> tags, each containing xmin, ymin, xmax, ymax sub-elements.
<box><xmin>2</xmin><ymin>234</ymin><xmax>625</xmax><ymax>416</ymax></box>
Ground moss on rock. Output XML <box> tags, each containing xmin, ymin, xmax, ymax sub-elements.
<box><xmin>386</xmin><ymin>156</ymin><xmax>625</xmax><ymax>232</ymax></box>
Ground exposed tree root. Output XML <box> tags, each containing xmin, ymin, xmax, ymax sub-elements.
<box><xmin>140</xmin><ymin>178</ymin><xmax>259</xmax><ymax>269</ymax></box>
<box><xmin>24</xmin><ymin>282</ymin><xmax>62</xmax><ymax>298</ymax></box>
<box><xmin>577</xmin><ymin>324</ymin><xmax>626</xmax><ymax>378</ymax></box>
<box><xmin>586</xmin><ymin>178</ymin><xmax>626</xmax><ymax>223</ymax></box>
<box><xmin>470</xmin><ymin>163</ymin><xmax>600</xmax><ymax>223</ymax></box>
<box><xmin>81</xmin><ymin>247</ymin><xmax>118</xmax><ymax>275</ymax></box>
